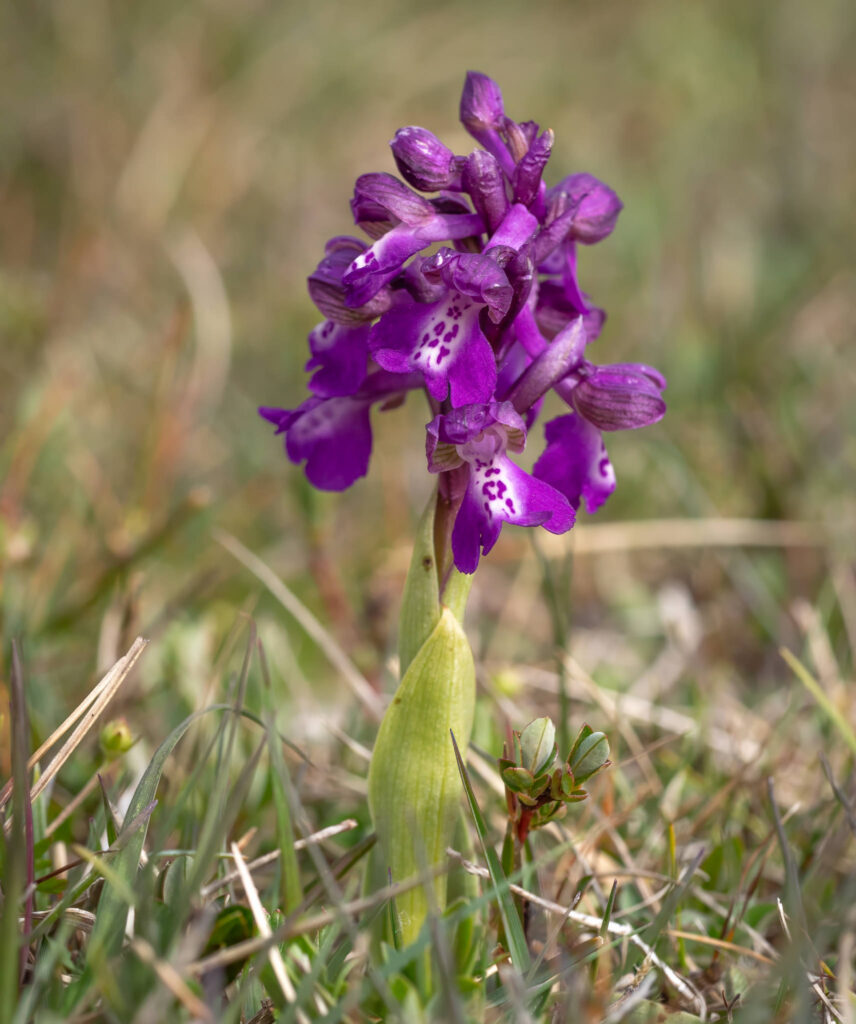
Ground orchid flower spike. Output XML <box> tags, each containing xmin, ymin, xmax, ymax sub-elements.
<box><xmin>261</xmin><ymin>71</ymin><xmax>666</xmax><ymax>573</ymax></box>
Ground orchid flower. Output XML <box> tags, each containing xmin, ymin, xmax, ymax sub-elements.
<box><xmin>261</xmin><ymin>71</ymin><xmax>666</xmax><ymax>573</ymax></box>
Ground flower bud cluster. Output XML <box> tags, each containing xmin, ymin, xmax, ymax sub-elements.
<box><xmin>261</xmin><ymin>72</ymin><xmax>666</xmax><ymax>573</ymax></box>
<box><xmin>500</xmin><ymin>718</ymin><xmax>610</xmax><ymax>838</ymax></box>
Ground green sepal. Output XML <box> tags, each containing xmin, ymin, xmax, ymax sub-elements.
<box><xmin>368</xmin><ymin>607</ymin><xmax>476</xmax><ymax>947</ymax></box>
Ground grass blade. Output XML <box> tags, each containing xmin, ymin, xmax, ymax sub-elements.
<box><xmin>450</xmin><ymin>729</ymin><xmax>531</xmax><ymax>973</ymax></box>
<box><xmin>624</xmin><ymin>846</ymin><xmax>706</xmax><ymax>974</ymax></box>
<box><xmin>0</xmin><ymin>641</ymin><xmax>31</xmax><ymax>1014</ymax></box>
<box><xmin>259</xmin><ymin>640</ymin><xmax>302</xmax><ymax>914</ymax></box>
<box><xmin>87</xmin><ymin>705</ymin><xmax>225</xmax><ymax>964</ymax></box>
<box><xmin>780</xmin><ymin>646</ymin><xmax>856</xmax><ymax>756</ymax></box>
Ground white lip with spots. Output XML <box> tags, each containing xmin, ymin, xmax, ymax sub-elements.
<box><xmin>348</xmin><ymin>249</ymin><xmax>380</xmax><ymax>273</ymax></box>
<box><xmin>410</xmin><ymin>292</ymin><xmax>479</xmax><ymax>378</ymax></box>
<box><xmin>468</xmin><ymin>455</ymin><xmax>520</xmax><ymax>525</ymax></box>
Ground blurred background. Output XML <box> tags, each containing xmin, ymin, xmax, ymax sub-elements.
<box><xmin>1</xmin><ymin>0</ymin><xmax>855</xmax><ymax>777</ymax></box>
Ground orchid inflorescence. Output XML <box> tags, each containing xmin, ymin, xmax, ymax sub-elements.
<box><xmin>261</xmin><ymin>71</ymin><xmax>666</xmax><ymax>573</ymax></box>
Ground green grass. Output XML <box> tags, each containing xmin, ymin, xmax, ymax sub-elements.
<box><xmin>2</xmin><ymin>0</ymin><xmax>856</xmax><ymax>1019</ymax></box>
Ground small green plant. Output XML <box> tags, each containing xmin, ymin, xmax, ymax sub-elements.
<box><xmin>500</xmin><ymin>717</ymin><xmax>611</xmax><ymax>844</ymax></box>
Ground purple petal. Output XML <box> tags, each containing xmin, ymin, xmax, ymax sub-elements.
<box><xmin>391</xmin><ymin>126</ymin><xmax>465</xmax><ymax>192</ymax></box>
<box><xmin>502</xmin><ymin>243</ymin><xmax>537</xmax><ymax>325</ymax></box>
<box><xmin>307</xmin><ymin>240</ymin><xmax>392</xmax><ymax>324</ymax></box>
<box><xmin>262</xmin><ymin>395</ymin><xmax>372</xmax><ymax>491</ymax></box>
<box><xmin>351</xmin><ymin>173</ymin><xmax>434</xmax><ymax>229</ymax></box>
<box><xmin>562</xmin><ymin>242</ymin><xmax>589</xmax><ymax>314</ymax></box>
<box><xmin>508</xmin><ymin>316</ymin><xmax>587</xmax><ymax>414</ymax></box>
<box><xmin>462</xmin><ymin>150</ymin><xmax>509</xmax><ymax>233</ymax></box>
<box><xmin>305</xmin><ymin>321</ymin><xmax>370</xmax><ymax>397</ymax></box>
<box><xmin>370</xmin><ymin>293</ymin><xmax>497</xmax><ymax>406</ymax></box>
<box><xmin>259</xmin><ymin>405</ymin><xmax>296</xmax><ymax>434</ymax></box>
<box><xmin>606</xmin><ymin>362</ymin><xmax>668</xmax><ymax>391</ymax></box>
<box><xmin>427</xmin><ymin>401</ymin><xmax>526</xmax><ymax>452</ymax></box>
<box><xmin>451</xmin><ymin>483</ymin><xmax>498</xmax><ymax>574</ymax></box>
<box><xmin>451</xmin><ymin>453</ymin><xmax>575</xmax><ymax>573</ymax></box>
<box><xmin>533</xmin><ymin>413</ymin><xmax>616</xmax><ymax>513</ymax></box>
<box><xmin>460</xmin><ymin>71</ymin><xmax>505</xmax><ymax>133</ymax></box>
<box><xmin>261</xmin><ymin>369</ymin><xmax>422</xmax><ymax>491</ymax></box>
<box><xmin>422</xmin><ymin>250</ymin><xmax>513</xmax><ymax>322</ymax></box>
<box><xmin>343</xmin><ymin>212</ymin><xmax>484</xmax><ymax>307</ymax></box>
<box><xmin>342</xmin><ymin>226</ymin><xmax>429</xmax><ymax>307</ymax></box>
<box><xmin>486</xmin><ymin>204</ymin><xmax>540</xmax><ymax>253</ymax></box>
<box><xmin>459</xmin><ymin>72</ymin><xmax>516</xmax><ymax>177</ymax></box>
<box><xmin>548</xmin><ymin>173</ymin><xmax>623</xmax><ymax>244</ymax></box>
<box><xmin>570</xmin><ymin>364</ymin><xmax>667</xmax><ymax>431</ymax></box>
<box><xmin>536</xmin><ymin>280</ymin><xmax>605</xmax><ymax>341</ymax></box>
<box><xmin>513</xmin><ymin>129</ymin><xmax>554</xmax><ymax>208</ymax></box>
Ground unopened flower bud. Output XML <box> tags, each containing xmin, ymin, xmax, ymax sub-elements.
<box><xmin>548</xmin><ymin>173</ymin><xmax>623</xmax><ymax>244</ymax></box>
<box><xmin>100</xmin><ymin>718</ymin><xmax>133</xmax><ymax>758</ymax></box>
<box><xmin>463</xmin><ymin>149</ymin><xmax>509</xmax><ymax>233</ymax></box>
<box><xmin>460</xmin><ymin>71</ymin><xmax>505</xmax><ymax>132</ymax></box>
<box><xmin>351</xmin><ymin>173</ymin><xmax>435</xmax><ymax>233</ymax></box>
<box><xmin>390</xmin><ymin>126</ymin><xmax>465</xmax><ymax>192</ymax></box>
<box><xmin>567</xmin><ymin>726</ymin><xmax>610</xmax><ymax>785</ymax></box>
<box><xmin>571</xmin><ymin>364</ymin><xmax>666</xmax><ymax>431</ymax></box>
<box><xmin>518</xmin><ymin>717</ymin><xmax>557</xmax><ymax>776</ymax></box>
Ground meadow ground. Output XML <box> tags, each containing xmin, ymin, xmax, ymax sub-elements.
<box><xmin>1</xmin><ymin>1</ymin><xmax>855</xmax><ymax>1020</ymax></box>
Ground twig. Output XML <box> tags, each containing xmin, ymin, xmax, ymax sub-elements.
<box><xmin>2</xmin><ymin>638</ymin><xmax>148</xmax><ymax>830</ymax></box>
<box><xmin>200</xmin><ymin>819</ymin><xmax>359</xmax><ymax>897</ymax></box>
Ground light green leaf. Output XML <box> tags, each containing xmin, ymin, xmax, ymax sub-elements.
<box><xmin>369</xmin><ymin>607</ymin><xmax>476</xmax><ymax>946</ymax></box>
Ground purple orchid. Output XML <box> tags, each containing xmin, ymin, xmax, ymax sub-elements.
<box><xmin>261</xmin><ymin>71</ymin><xmax>666</xmax><ymax>573</ymax></box>
<box><xmin>426</xmin><ymin>403</ymin><xmax>574</xmax><ymax>573</ymax></box>
<box><xmin>261</xmin><ymin>371</ymin><xmax>421</xmax><ymax>491</ymax></box>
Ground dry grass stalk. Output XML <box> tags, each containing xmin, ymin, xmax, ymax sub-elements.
<box><xmin>230</xmin><ymin>842</ymin><xmax>307</xmax><ymax>1021</ymax></box>
<box><xmin>201</xmin><ymin>818</ymin><xmax>359</xmax><ymax>897</ymax></box>
<box><xmin>1</xmin><ymin>637</ymin><xmax>148</xmax><ymax>823</ymax></box>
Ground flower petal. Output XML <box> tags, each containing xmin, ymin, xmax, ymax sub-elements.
<box><xmin>370</xmin><ymin>293</ymin><xmax>497</xmax><ymax>405</ymax></box>
<box><xmin>261</xmin><ymin>395</ymin><xmax>372</xmax><ymax>491</ymax></box>
<box><xmin>351</xmin><ymin>172</ymin><xmax>435</xmax><ymax>229</ymax></box>
<box><xmin>307</xmin><ymin>240</ymin><xmax>392</xmax><ymax>324</ymax></box>
<box><xmin>513</xmin><ymin>129</ymin><xmax>553</xmax><ymax>208</ymax></box>
<box><xmin>508</xmin><ymin>315</ymin><xmax>587</xmax><ymax>414</ymax></box>
<box><xmin>459</xmin><ymin>71</ymin><xmax>505</xmax><ymax>133</ymax></box>
<box><xmin>486</xmin><ymin>203</ymin><xmax>540</xmax><ymax>253</ymax></box>
<box><xmin>343</xmin><ymin>213</ymin><xmax>484</xmax><ymax>308</ymax></box>
<box><xmin>547</xmin><ymin>173</ymin><xmax>623</xmax><ymax>244</ymax></box>
<box><xmin>305</xmin><ymin>321</ymin><xmax>371</xmax><ymax>397</ymax></box>
<box><xmin>462</xmin><ymin>150</ymin><xmax>509</xmax><ymax>233</ymax></box>
<box><xmin>533</xmin><ymin>413</ymin><xmax>616</xmax><ymax>513</ymax></box>
<box><xmin>422</xmin><ymin>249</ymin><xmax>513</xmax><ymax>322</ymax></box>
<box><xmin>390</xmin><ymin>126</ymin><xmax>465</xmax><ymax>192</ymax></box>
<box><xmin>570</xmin><ymin>364</ymin><xmax>667</xmax><ymax>431</ymax></box>
<box><xmin>536</xmin><ymin>280</ymin><xmax>605</xmax><ymax>340</ymax></box>
<box><xmin>452</xmin><ymin>453</ymin><xmax>574</xmax><ymax>573</ymax></box>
